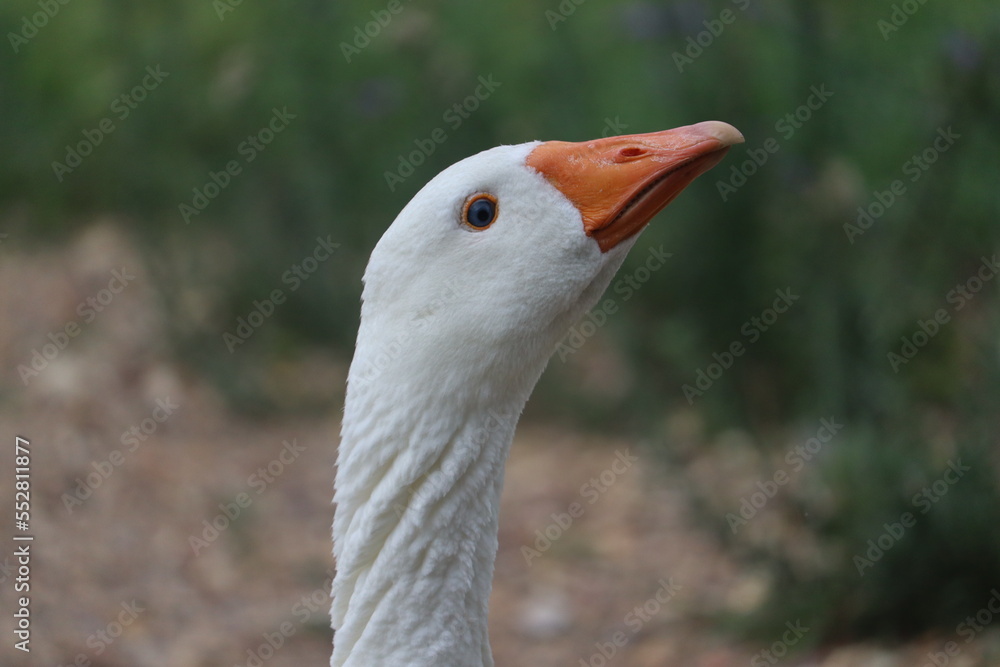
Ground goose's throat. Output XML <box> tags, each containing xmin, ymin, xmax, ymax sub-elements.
<box><xmin>332</xmin><ymin>401</ymin><xmax>519</xmax><ymax>666</ymax></box>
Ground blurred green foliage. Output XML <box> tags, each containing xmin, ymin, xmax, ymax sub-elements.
<box><xmin>3</xmin><ymin>0</ymin><xmax>999</xmax><ymax>648</ymax></box>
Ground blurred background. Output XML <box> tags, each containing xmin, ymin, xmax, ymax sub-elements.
<box><xmin>1</xmin><ymin>1</ymin><xmax>999</xmax><ymax>665</ymax></box>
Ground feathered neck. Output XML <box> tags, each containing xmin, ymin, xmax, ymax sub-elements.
<box><xmin>331</xmin><ymin>320</ymin><xmax>546</xmax><ymax>667</ymax></box>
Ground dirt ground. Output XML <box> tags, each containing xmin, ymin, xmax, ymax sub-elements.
<box><xmin>1</xmin><ymin>225</ymin><xmax>998</xmax><ymax>666</ymax></box>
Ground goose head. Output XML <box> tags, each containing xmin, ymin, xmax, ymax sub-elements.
<box><xmin>353</xmin><ymin>121</ymin><xmax>744</xmax><ymax>399</ymax></box>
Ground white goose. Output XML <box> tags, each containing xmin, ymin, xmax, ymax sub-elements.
<box><xmin>331</xmin><ymin>121</ymin><xmax>743</xmax><ymax>666</ymax></box>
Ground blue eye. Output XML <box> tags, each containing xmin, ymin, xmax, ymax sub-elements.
<box><xmin>463</xmin><ymin>194</ymin><xmax>498</xmax><ymax>229</ymax></box>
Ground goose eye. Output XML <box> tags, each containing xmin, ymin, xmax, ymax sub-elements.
<box><xmin>462</xmin><ymin>194</ymin><xmax>498</xmax><ymax>230</ymax></box>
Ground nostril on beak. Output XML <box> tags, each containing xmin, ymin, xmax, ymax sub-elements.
<box><xmin>619</xmin><ymin>147</ymin><xmax>644</xmax><ymax>158</ymax></box>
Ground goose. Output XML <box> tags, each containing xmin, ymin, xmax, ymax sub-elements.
<box><xmin>331</xmin><ymin>120</ymin><xmax>744</xmax><ymax>667</ymax></box>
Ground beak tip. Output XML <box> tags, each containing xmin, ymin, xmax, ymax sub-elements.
<box><xmin>692</xmin><ymin>120</ymin><xmax>745</xmax><ymax>147</ymax></box>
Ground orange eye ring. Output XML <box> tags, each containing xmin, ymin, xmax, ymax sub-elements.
<box><xmin>461</xmin><ymin>193</ymin><xmax>499</xmax><ymax>230</ymax></box>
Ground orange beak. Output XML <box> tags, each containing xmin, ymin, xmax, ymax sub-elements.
<box><xmin>526</xmin><ymin>121</ymin><xmax>743</xmax><ymax>252</ymax></box>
